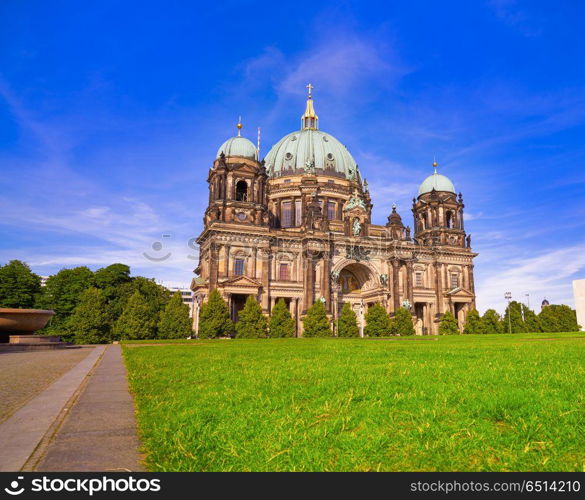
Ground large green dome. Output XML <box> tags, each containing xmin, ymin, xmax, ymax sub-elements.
<box><xmin>264</xmin><ymin>128</ymin><xmax>360</xmax><ymax>181</ymax></box>
<box><xmin>264</xmin><ymin>89</ymin><xmax>361</xmax><ymax>181</ymax></box>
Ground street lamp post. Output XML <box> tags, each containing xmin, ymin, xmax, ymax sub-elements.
<box><xmin>505</xmin><ymin>292</ymin><xmax>512</xmax><ymax>334</ymax></box>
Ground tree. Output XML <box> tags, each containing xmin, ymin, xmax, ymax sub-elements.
<box><xmin>482</xmin><ymin>309</ymin><xmax>503</xmax><ymax>334</ymax></box>
<box><xmin>113</xmin><ymin>291</ymin><xmax>158</xmax><ymax>340</ymax></box>
<box><xmin>463</xmin><ymin>309</ymin><xmax>484</xmax><ymax>334</ymax></box>
<box><xmin>94</xmin><ymin>263</ymin><xmax>132</xmax><ymax>307</ymax></box>
<box><xmin>62</xmin><ymin>288</ymin><xmax>112</xmax><ymax>344</ymax></box>
<box><xmin>109</xmin><ymin>276</ymin><xmax>170</xmax><ymax>321</ymax></box>
<box><xmin>503</xmin><ymin>301</ymin><xmax>526</xmax><ymax>333</ymax></box>
<box><xmin>36</xmin><ymin>266</ymin><xmax>94</xmax><ymax>329</ymax></box>
<box><xmin>337</xmin><ymin>302</ymin><xmax>359</xmax><ymax>337</ymax></box>
<box><xmin>363</xmin><ymin>303</ymin><xmax>391</xmax><ymax>337</ymax></box>
<box><xmin>94</xmin><ymin>263</ymin><xmax>132</xmax><ymax>290</ymax></box>
<box><xmin>539</xmin><ymin>304</ymin><xmax>580</xmax><ymax>332</ymax></box>
<box><xmin>0</xmin><ymin>260</ymin><xmax>41</xmax><ymax>308</ymax></box>
<box><xmin>158</xmin><ymin>291</ymin><xmax>192</xmax><ymax>339</ymax></box>
<box><xmin>522</xmin><ymin>306</ymin><xmax>542</xmax><ymax>333</ymax></box>
<box><xmin>392</xmin><ymin>307</ymin><xmax>415</xmax><ymax>336</ymax></box>
<box><xmin>302</xmin><ymin>300</ymin><xmax>332</xmax><ymax>337</ymax></box>
<box><xmin>269</xmin><ymin>298</ymin><xmax>295</xmax><ymax>338</ymax></box>
<box><xmin>439</xmin><ymin>311</ymin><xmax>460</xmax><ymax>335</ymax></box>
<box><xmin>236</xmin><ymin>296</ymin><xmax>267</xmax><ymax>338</ymax></box>
<box><xmin>198</xmin><ymin>289</ymin><xmax>234</xmax><ymax>338</ymax></box>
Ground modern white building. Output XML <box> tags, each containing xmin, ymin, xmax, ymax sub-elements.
<box><xmin>573</xmin><ymin>279</ymin><xmax>585</xmax><ymax>331</ymax></box>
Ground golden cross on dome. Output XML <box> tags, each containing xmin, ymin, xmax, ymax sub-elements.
<box><xmin>306</xmin><ymin>83</ymin><xmax>314</xmax><ymax>98</ymax></box>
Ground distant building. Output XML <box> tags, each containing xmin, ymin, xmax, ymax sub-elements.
<box><xmin>573</xmin><ymin>280</ymin><xmax>585</xmax><ymax>331</ymax></box>
<box><xmin>40</xmin><ymin>276</ymin><xmax>49</xmax><ymax>287</ymax></box>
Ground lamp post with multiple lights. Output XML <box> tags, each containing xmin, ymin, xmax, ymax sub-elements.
<box><xmin>505</xmin><ymin>292</ymin><xmax>512</xmax><ymax>334</ymax></box>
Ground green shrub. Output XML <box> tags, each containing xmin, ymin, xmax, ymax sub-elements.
<box><xmin>114</xmin><ymin>291</ymin><xmax>158</xmax><ymax>340</ymax></box>
<box><xmin>392</xmin><ymin>307</ymin><xmax>415</xmax><ymax>336</ymax></box>
<box><xmin>236</xmin><ymin>296</ymin><xmax>267</xmax><ymax>338</ymax></box>
<box><xmin>63</xmin><ymin>288</ymin><xmax>112</xmax><ymax>344</ymax></box>
<box><xmin>363</xmin><ymin>303</ymin><xmax>391</xmax><ymax>337</ymax></box>
<box><xmin>269</xmin><ymin>299</ymin><xmax>295</xmax><ymax>338</ymax></box>
<box><xmin>302</xmin><ymin>300</ymin><xmax>331</xmax><ymax>337</ymax></box>
<box><xmin>337</xmin><ymin>302</ymin><xmax>359</xmax><ymax>337</ymax></box>
<box><xmin>463</xmin><ymin>309</ymin><xmax>484</xmax><ymax>334</ymax></box>
<box><xmin>482</xmin><ymin>309</ymin><xmax>503</xmax><ymax>334</ymax></box>
<box><xmin>439</xmin><ymin>311</ymin><xmax>460</xmax><ymax>335</ymax></box>
<box><xmin>199</xmin><ymin>289</ymin><xmax>234</xmax><ymax>338</ymax></box>
<box><xmin>158</xmin><ymin>291</ymin><xmax>193</xmax><ymax>339</ymax></box>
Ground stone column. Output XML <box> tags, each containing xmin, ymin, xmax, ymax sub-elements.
<box><xmin>434</xmin><ymin>262</ymin><xmax>443</xmax><ymax>315</ymax></box>
<box><xmin>224</xmin><ymin>244</ymin><xmax>231</xmax><ymax>277</ymax></box>
<box><xmin>321</xmin><ymin>252</ymin><xmax>331</xmax><ymax>313</ymax></box>
<box><xmin>303</xmin><ymin>253</ymin><xmax>315</xmax><ymax>313</ymax></box>
<box><xmin>260</xmin><ymin>248</ymin><xmax>271</xmax><ymax>313</ymax></box>
<box><xmin>209</xmin><ymin>243</ymin><xmax>219</xmax><ymax>290</ymax></box>
<box><xmin>391</xmin><ymin>259</ymin><xmax>400</xmax><ymax>313</ymax></box>
<box><xmin>406</xmin><ymin>261</ymin><xmax>414</xmax><ymax>306</ymax></box>
<box><xmin>252</xmin><ymin>247</ymin><xmax>258</xmax><ymax>279</ymax></box>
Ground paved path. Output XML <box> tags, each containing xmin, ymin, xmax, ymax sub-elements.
<box><xmin>35</xmin><ymin>344</ymin><xmax>146</xmax><ymax>472</ymax></box>
<box><xmin>0</xmin><ymin>346</ymin><xmax>105</xmax><ymax>472</ymax></box>
<box><xmin>0</xmin><ymin>347</ymin><xmax>94</xmax><ymax>424</ymax></box>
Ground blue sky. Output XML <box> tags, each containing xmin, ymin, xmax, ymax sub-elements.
<box><xmin>1</xmin><ymin>0</ymin><xmax>584</xmax><ymax>313</ymax></box>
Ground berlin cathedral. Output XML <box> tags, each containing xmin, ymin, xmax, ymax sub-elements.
<box><xmin>191</xmin><ymin>86</ymin><xmax>477</xmax><ymax>336</ymax></box>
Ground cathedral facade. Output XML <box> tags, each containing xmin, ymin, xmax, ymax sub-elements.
<box><xmin>191</xmin><ymin>87</ymin><xmax>477</xmax><ymax>336</ymax></box>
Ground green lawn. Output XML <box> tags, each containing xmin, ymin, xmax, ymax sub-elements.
<box><xmin>122</xmin><ymin>334</ymin><xmax>585</xmax><ymax>472</ymax></box>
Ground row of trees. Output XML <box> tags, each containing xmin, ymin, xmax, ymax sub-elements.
<box><xmin>0</xmin><ymin>260</ymin><xmax>192</xmax><ymax>343</ymax></box>
<box><xmin>462</xmin><ymin>301</ymin><xmax>580</xmax><ymax>334</ymax></box>
<box><xmin>200</xmin><ymin>291</ymin><xmax>417</xmax><ymax>338</ymax></box>
<box><xmin>0</xmin><ymin>260</ymin><xmax>580</xmax><ymax>341</ymax></box>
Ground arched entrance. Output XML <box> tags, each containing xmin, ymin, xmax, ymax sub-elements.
<box><xmin>332</xmin><ymin>261</ymin><xmax>383</xmax><ymax>337</ymax></box>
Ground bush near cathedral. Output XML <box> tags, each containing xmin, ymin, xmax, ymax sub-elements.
<box><xmin>236</xmin><ymin>296</ymin><xmax>267</xmax><ymax>339</ymax></box>
<box><xmin>337</xmin><ymin>303</ymin><xmax>359</xmax><ymax>337</ymax></box>
<box><xmin>269</xmin><ymin>298</ymin><xmax>295</xmax><ymax>338</ymax></box>
<box><xmin>391</xmin><ymin>307</ymin><xmax>415</xmax><ymax>336</ymax></box>
<box><xmin>302</xmin><ymin>300</ymin><xmax>332</xmax><ymax>337</ymax></box>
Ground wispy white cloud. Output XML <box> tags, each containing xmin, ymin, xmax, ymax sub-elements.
<box><xmin>475</xmin><ymin>241</ymin><xmax>585</xmax><ymax>313</ymax></box>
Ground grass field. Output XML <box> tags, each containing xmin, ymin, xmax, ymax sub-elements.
<box><xmin>122</xmin><ymin>334</ymin><xmax>585</xmax><ymax>472</ymax></box>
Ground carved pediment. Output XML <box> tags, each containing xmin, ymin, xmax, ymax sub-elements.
<box><xmin>219</xmin><ymin>275</ymin><xmax>262</xmax><ymax>288</ymax></box>
<box><xmin>445</xmin><ymin>287</ymin><xmax>474</xmax><ymax>298</ymax></box>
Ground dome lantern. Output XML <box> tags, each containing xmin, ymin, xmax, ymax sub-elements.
<box><xmin>301</xmin><ymin>83</ymin><xmax>319</xmax><ymax>130</ymax></box>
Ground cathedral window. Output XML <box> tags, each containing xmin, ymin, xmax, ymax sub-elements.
<box><xmin>446</xmin><ymin>211</ymin><xmax>453</xmax><ymax>229</ymax></box>
<box><xmin>450</xmin><ymin>273</ymin><xmax>459</xmax><ymax>288</ymax></box>
<box><xmin>415</xmin><ymin>272</ymin><xmax>423</xmax><ymax>287</ymax></box>
<box><xmin>234</xmin><ymin>258</ymin><xmax>245</xmax><ymax>276</ymax></box>
<box><xmin>281</xmin><ymin>201</ymin><xmax>293</xmax><ymax>227</ymax></box>
<box><xmin>235</xmin><ymin>180</ymin><xmax>248</xmax><ymax>201</ymax></box>
<box><xmin>295</xmin><ymin>199</ymin><xmax>302</xmax><ymax>226</ymax></box>
<box><xmin>279</xmin><ymin>263</ymin><xmax>290</xmax><ymax>281</ymax></box>
<box><xmin>327</xmin><ymin>201</ymin><xmax>336</xmax><ymax>220</ymax></box>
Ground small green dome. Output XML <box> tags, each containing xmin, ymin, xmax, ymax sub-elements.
<box><xmin>216</xmin><ymin>136</ymin><xmax>258</xmax><ymax>160</ymax></box>
<box><xmin>418</xmin><ymin>172</ymin><xmax>456</xmax><ymax>196</ymax></box>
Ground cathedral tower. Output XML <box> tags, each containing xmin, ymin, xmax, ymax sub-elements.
<box><xmin>204</xmin><ymin>119</ymin><xmax>269</xmax><ymax>228</ymax></box>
